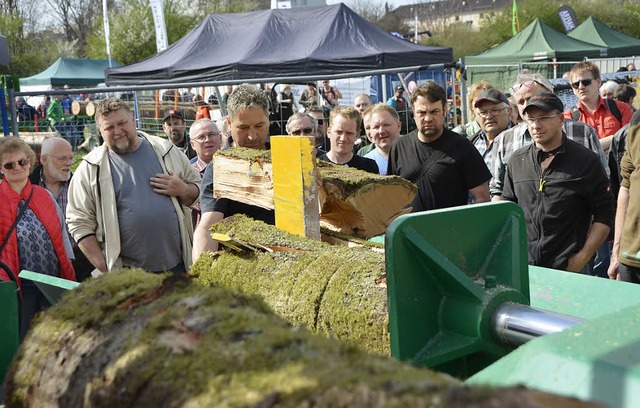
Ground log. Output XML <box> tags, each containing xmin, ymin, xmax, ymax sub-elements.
<box><xmin>191</xmin><ymin>214</ymin><xmax>389</xmax><ymax>355</ymax></box>
<box><xmin>71</xmin><ymin>101</ymin><xmax>95</xmax><ymax>116</ymax></box>
<box><xmin>212</xmin><ymin>148</ymin><xmax>417</xmax><ymax>238</ymax></box>
<box><xmin>3</xmin><ymin>269</ymin><xmax>603</xmax><ymax>408</ymax></box>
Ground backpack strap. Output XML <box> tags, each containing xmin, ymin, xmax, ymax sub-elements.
<box><xmin>603</xmin><ymin>98</ymin><xmax>623</xmax><ymax>125</ymax></box>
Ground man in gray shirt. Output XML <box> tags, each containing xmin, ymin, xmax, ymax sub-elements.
<box><xmin>67</xmin><ymin>98</ymin><xmax>201</xmax><ymax>273</ymax></box>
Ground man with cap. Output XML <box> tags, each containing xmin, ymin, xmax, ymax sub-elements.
<box><xmin>162</xmin><ymin>109</ymin><xmax>197</xmax><ymax>160</ymax></box>
<box><xmin>468</xmin><ymin>88</ymin><xmax>513</xmax><ymax>171</ymax></box>
<box><xmin>387</xmin><ymin>85</ymin><xmax>414</xmax><ymax>133</ymax></box>
<box><xmin>502</xmin><ymin>92</ymin><xmax>614</xmax><ymax>273</ymax></box>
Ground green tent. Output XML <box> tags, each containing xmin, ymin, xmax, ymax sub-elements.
<box><xmin>568</xmin><ymin>16</ymin><xmax>640</xmax><ymax>58</ymax></box>
<box><xmin>20</xmin><ymin>58</ymin><xmax>120</xmax><ymax>88</ymax></box>
<box><xmin>464</xmin><ymin>19</ymin><xmax>606</xmax><ymax>93</ymax></box>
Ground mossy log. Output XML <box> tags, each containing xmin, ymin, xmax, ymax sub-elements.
<box><xmin>213</xmin><ymin>148</ymin><xmax>417</xmax><ymax>238</ymax></box>
<box><xmin>191</xmin><ymin>214</ymin><xmax>389</xmax><ymax>355</ymax></box>
<box><xmin>4</xmin><ymin>270</ymin><xmax>602</xmax><ymax>408</ymax></box>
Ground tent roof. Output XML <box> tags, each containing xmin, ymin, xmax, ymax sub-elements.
<box><xmin>20</xmin><ymin>58</ymin><xmax>119</xmax><ymax>87</ymax></box>
<box><xmin>568</xmin><ymin>17</ymin><xmax>640</xmax><ymax>58</ymax></box>
<box><xmin>465</xmin><ymin>19</ymin><xmax>607</xmax><ymax>65</ymax></box>
<box><xmin>105</xmin><ymin>4</ymin><xmax>453</xmax><ymax>86</ymax></box>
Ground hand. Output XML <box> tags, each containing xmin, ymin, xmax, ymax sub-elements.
<box><xmin>566</xmin><ymin>251</ymin><xmax>590</xmax><ymax>273</ymax></box>
<box><xmin>150</xmin><ymin>171</ymin><xmax>186</xmax><ymax>198</ymax></box>
<box><xmin>607</xmin><ymin>258</ymin><xmax>620</xmax><ymax>280</ymax></box>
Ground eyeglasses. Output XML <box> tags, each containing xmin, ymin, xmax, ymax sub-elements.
<box><xmin>3</xmin><ymin>158</ymin><xmax>30</xmax><ymax>170</ymax></box>
<box><xmin>523</xmin><ymin>113</ymin><xmax>561</xmax><ymax>125</ymax></box>
<box><xmin>192</xmin><ymin>132</ymin><xmax>220</xmax><ymax>143</ymax></box>
<box><xmin>476</xmin><ymin>107</ymin><xmax>508</xmax><ymax>118</ymax></box>
<box><xmin>290</xmin><ymin>127</ymin><xmax>315</xmax><ymax>136</ymax></box>
<box><xmin>45</xmin><ymin>154</ymin><xmax>73</xmax><ymax>162</ymax></box>
<box><xmin>570</xmin><ymin>78</ymin><xmax>594</xmax><ymax>89</ymax></box>
<box><xmin>511</xmin><ymin>80</ymin><xmax>544</xmax><ymax>93</ymax></box>
<box><xmin>315</xmin><ymin>119</ymin><xmax>325</xmax><ymax>125</ymax></box>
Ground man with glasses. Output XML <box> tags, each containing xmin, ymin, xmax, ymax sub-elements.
<box><xmin>307</xmin><ymin>107</ymin><xmax>328</xmax><ymax>150</ymax></box>
<box><xmin>29</xmin><ymin>137</ymin><xmax>92</xmax><ymax>281</ymax></box>
<box><xmin>388</xmin><ymin>81</ymin><xmax>490</xmax><ymax>212</ymax></box>
<box><xmin>285</xmin><ymin>113</ymin><xmax>325</xmax><ymax>156</ymax></box>
<box><xmin>564</xmin><ymin>61</ymin><xmax>632</xmax><ymax>153</ymax></box>
<box><xmin>503</xmin><ymin>93</ymin><xmax>613</xmax><ymax>273</ymax></box>
<box><xmin>189</xmin><ymin>119</ymin><xmax>222</xmax><ymax>174</ymax></box>
<box><xmin>468</xmin><ymin>88</ymin><xmax>513</xmax><ymax>171</ymax></box>
<box><xmin>490</xmin><ymin>73</ymin><xmax>607</xmax><ymax>200</ymax></box>
<box><xmin>318</xmin><ymin>106</ymin><xmax>378</xmax><ymax>174</ymax></box>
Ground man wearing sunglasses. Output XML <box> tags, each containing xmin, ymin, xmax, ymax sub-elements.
<box><xmin>503</xmin><ymin>93</ymin><xmax>614</xmax><ymax>273</ymax></box>
<box><xmin>285</xmin><ymin>113</ymin><xmax>325</xmax><ymax>156</ymax></box>
<box><xmin>307</xmin><ymin>107</ymin><xmax>328</xmax><ymax>150</ymax></box>
<box><xmin>564</xmin><ymin>61</ymin><xmax>632</xmax><ymax>153</ymax></box>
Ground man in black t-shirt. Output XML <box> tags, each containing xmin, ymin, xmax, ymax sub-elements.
<box><xmin>192</xmin><ymin>84</ymin><xmax>274</xmax><ymax>261</ymax></box>
<box><xmin>387</xmin><ymin>81</ymin><xmax>491</xmax><ymax>212</ymax></box>
<box><xmin>317</xmin><ymin>106</ymin><xmax>379</xmax><ymax>174</ymax></box>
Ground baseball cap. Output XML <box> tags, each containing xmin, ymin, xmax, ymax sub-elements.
<box><xmin>473</xmin><ymin>88</ymin><xmax>510</xmax><ymax>108</ymax></box>
<box><xmin>395</xmin><ymin>85</ymin><xmax>404</xmax><ymax>92</ymax></box>
<box><xmin>162</xmin><ymin>109</ymin><xmax>184</xmax><ymax>122</ymax></box>
<box><xmin>522</xmin><ymin>92</ymin><xmax>564</xmax><ymax>114</ymax></box>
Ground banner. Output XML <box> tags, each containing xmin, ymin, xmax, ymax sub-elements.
<box><xmin>512</xmin><ymin>0</ymin><xmax>519</xmax><ymax>36</ymax></box>
<box><xmin>149</xmin><ymin>0</ymin><xmax>169</xmax><ymax>52</ymax></box>
<box><xmin>102</xmin><ymin>0</ymin><xmax>112</xmax><ymax>67</ymax></box>
<box><xmin>557</xmin><ymin>5</ymin><xmax>579</xmax><ymax>33</ymax></box>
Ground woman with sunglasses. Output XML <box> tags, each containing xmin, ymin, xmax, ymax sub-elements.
<box><xmin>0</xmin><ymin>137</ymin><xmax>75</xmax><ymax>340</ymax></box>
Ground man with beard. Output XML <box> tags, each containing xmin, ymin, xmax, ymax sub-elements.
<box><xmin>162</xmin><ymin>109</ymin><xmax>197</xmax><ymax>160</ymax></box>
<box><xmin>364</xmin><ymin>104</ymin><xmax>402</xmax><ymax>175</ymax></box>
<box><xmin>29</xmin><ymin>137</ymin><xmax>92</xmax><ymax>281</ymax></box>
<box><xmin>67</xmin><ymin>98</ymin><xmax>201</xmax><ymax>274</ymax></box>
<box><xmin>387</xmin><ymin>81</ymin><xmax>490</xmax><ymax>211</ymax></box>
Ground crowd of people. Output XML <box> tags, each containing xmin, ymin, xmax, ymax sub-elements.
<box><xmin>2</xmin><ymin>62</ymin><xmax>640</xmax><ymax>345</ymax></box>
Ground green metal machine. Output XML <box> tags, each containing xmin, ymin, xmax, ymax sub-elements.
<box><xmin>386</xmin><ymin>201</ymin><xmax>640</xmax><ymax>407</ymax></box>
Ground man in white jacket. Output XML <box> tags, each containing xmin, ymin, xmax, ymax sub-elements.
<box><xmin>67</xmin><ymin>98</ymin><xmax>201</xmax><ymax>274</ymax></box>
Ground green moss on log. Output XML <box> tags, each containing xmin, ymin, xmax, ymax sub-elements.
<box><xmin>191</xmin><ymin>215</ymin><xmax>389</xmax><ymax>355</ymax></box>
<box><xmin>4</xmin><ymin>269</ymin><xmax>454</xmax><ymax>407</ymax></box>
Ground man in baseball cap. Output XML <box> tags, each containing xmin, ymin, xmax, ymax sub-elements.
<box><xmin>502</xmin><ymin>91</ymin><xmax>614</xmax><ymax>273</ymax></box>
<box><xmin>162</xmin><ymin>109</ymin><xmax>196</xmax><ymax>159</ymax></box>
<box><xmin>469</xmin><ymin>88</ymin><xmax>512</xmax><ymax>170</ymax></box>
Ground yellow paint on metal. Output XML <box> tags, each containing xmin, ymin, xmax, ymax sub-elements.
<box><xmin>271</xmin><ymin>136</ymin><xmax>320</xmax><ymax>239</ymax></box>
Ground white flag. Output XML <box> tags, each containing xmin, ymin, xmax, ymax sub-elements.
<box><xmin>149</xmin><ymin>0</ymin><xmax>169</xmax><ymax>52</ymax></box>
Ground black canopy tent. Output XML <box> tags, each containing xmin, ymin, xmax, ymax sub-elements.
<box><xmin>105</xmin><ymin>4</ymin><xmax>453</xmax><ymax>86</ymax></box>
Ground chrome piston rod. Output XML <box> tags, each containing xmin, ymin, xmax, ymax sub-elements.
<box><xmin>491</xmin><ymin>302</ymin><xmax>585</xmax><ymax>347</ymax></box>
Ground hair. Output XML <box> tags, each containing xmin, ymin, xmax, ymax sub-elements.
<box><xmin>600</xmin><ymin>80</ymin><xmax>620</xmax><ymax>97</ymax></box>
<box><xmin>41</xmin><ymin>137</ymin><xmax>71</xmax><ymax>156</ymax></box>
<box><xmin>511</xmin><ymin>73</ymin><xmax>554</xmax><ymax>93</ymax></box>
<box><xmin>368</xmin><ymin>102</ymin><xmax>400</xmax><ymax>121</ymax></box>
<box><xmin>468</xmin><ymin>80</ymin><xmax>493</xmax><ymax>119</ymax></box>
<box><xmin>353</xmin><ymin>93</ymin><xmax>373</xmax><ymax>105</ymax></box>
<box><xmin>410</xmin><ymin>81</ymin><xmax>447</xmax><ymax>109</ymax></box>
<box><xmin>306</xmin><ymin>106</ymin><xmax>325</xmax><ymax>117</ymax></box>
<box><xmin>95</xmin><ymin>98</ymin><xmax>132</xmax><ymax>126</ymax></box>
<box><xmin>329</xmin><ymin>106</ymin><xmax>362</xmax><ymax>131</ymax></box>
<box><xmin>226</xmin><ymin>84</ymin><xmax>270</xmax><ymax>120</ymax></box>
<box><xmin>0</xmin><ymin>136</ymin><xmax>36</xmax><ymax>172</ymax></box>
<box><xmin>569</xmin><ymin>61</ymin><xmax>601</xmax><ymax>81</ymax></box>
<box><xmin>614</xmin><ymin>84</ymin><xmax>637</xmax><ymax>103</ymax></box>
<box><xmin>189</xmin><ymin>119</ymin><xmax>219</xmax><ymax>139</ymax></box>
<box><xmin>285</xmin><ymin>112</ymin><xmax>317</xmax><ymax>134</ymax></box>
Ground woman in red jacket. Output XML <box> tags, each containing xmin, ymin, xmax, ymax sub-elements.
<box><xmin>0</xmin><ymin>137</ymin><xmax>75</xmax><ymax>340</ymax></box>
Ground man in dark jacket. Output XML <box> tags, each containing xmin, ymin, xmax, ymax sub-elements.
<box><xmin>503</xmin><ymin>93</ymin><xmax>614</xmax><ymax>273</ymax></box>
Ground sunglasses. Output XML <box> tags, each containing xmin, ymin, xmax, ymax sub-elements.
<box><xmin>511</xmin><ymin>80</ymin><xmax>544</xmax><ymax>93</ymax></box>
<box><xmin>3</xmin><ymin>158</ymin><xmax>30</xmax><ymax>170</ymax></box>
<box><xmin>315</xmin><ymin>119</ymin><xmax>325</xmax><ymax>125</ymax></box>
<box><xmin>290</xmin><ymin>127</ymin><xmax>314</xmax><ymax>136</ymax></box>
<box><xmin>571</xmin><ymin>78</ymin><xmax>594</xmax><ymax>89</ymax></box>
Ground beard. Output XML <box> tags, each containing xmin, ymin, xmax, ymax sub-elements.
<box><xmin>170</xmin><ymin>131</ymin><xmax>185</xmax><ymax>144</ymax></box>
<box><xmin>111</xmin><ymin>136</ymin><xmax>134</xmax><ymax>154</ymax></box>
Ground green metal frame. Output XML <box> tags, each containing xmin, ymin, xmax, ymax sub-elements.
<box><xmin>0</xmin><ymin>281</ymin><xmax>19</xmax><ymax>383</ymax></box>
<box><xmin>385</xmin><ymin>202</ymin><xmax>530</xmax><ymax>378</ymax></box>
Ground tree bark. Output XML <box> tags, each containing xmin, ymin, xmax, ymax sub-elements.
<box><xmin>4</xmin><ymin>270</ymin><xmax>602</xmax><ymax>408</ymax></box>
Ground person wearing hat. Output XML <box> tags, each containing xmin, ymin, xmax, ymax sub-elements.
<box><xmin>162</xmin><ymin>109</ymin><xmax>197</xmax><ymax>160</ymax></box>
<box><xmin>386</xmin><ymin>85</ymin><xmax>414</xmax><ymax>133</ymax></box>
<box><xmin>502</xmin><ymin>92</ymin><xmax>614</xmax><ymax>273</ymax></box>
<box><xmin>468</xmin><ymin>88</ymin><xmax>513</xmax><ymax>171</ymax></box>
